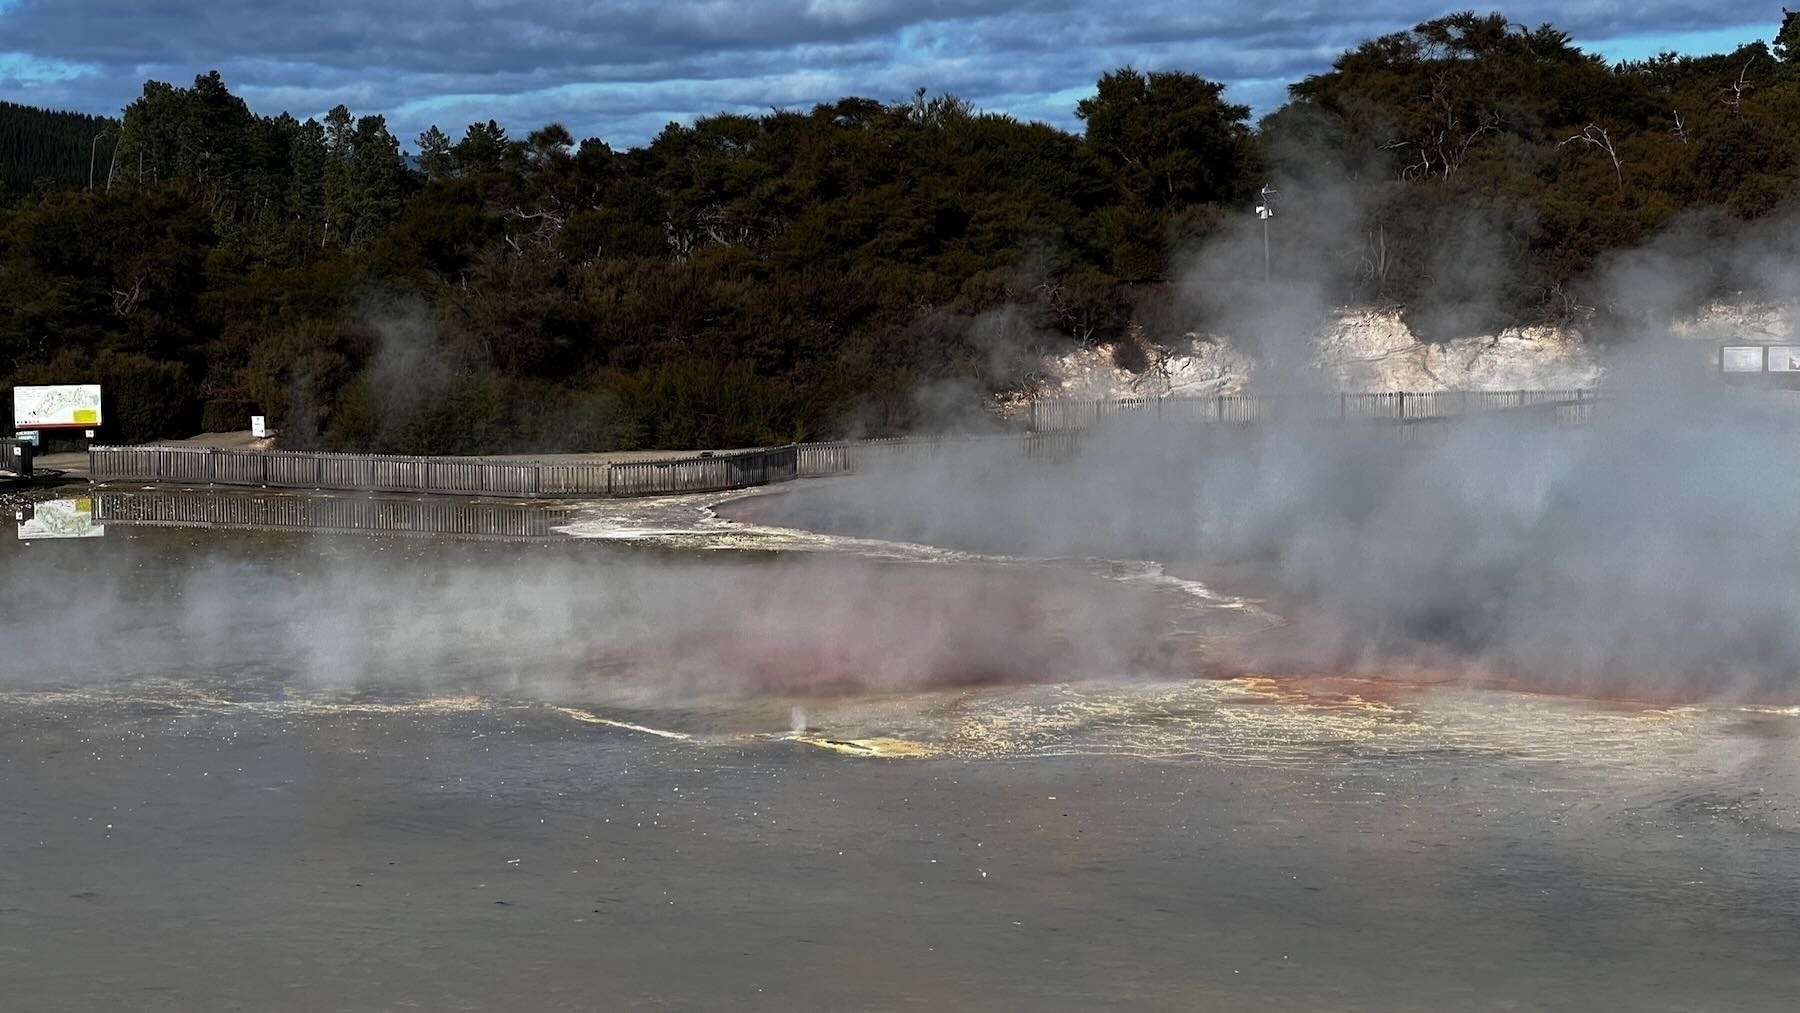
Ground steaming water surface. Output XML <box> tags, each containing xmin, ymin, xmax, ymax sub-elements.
<box><xmin>2</xmin><ymin>487</ymin><xmax>1798</xmax><ymax>1011</ymax></box>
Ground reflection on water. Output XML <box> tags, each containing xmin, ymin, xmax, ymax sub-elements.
<box><xmin>15</xmin><ymin>497</ymin><xmax>105</xmax><ymax>540</ymax></box>
<box><xmin>89</xmin><ymin>487</ymin><xmax>576</xmax><ymax>540</ymax></box>
<box><xmin>2</xmin><ymin>485</ymin><xmax>1798</xmax><ymax>1011</ymax></box>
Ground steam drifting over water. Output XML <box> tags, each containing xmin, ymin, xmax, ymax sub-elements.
<box><xmin>736</xmin><ymin>371</ymin><xmax>1800</xmax><ymax>701</ymax></box>
<box><xmin>0</xmin><ymin>525</ymin><xmax>1219</xmax><ymax>702</ymax></box>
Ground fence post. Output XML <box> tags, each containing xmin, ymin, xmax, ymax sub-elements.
<box><xmin>1398</xmin><ymin>391</ymin><xmax>1406</xmax><ymax>420</ymax></box>
<box><xmin>1340</xmin><ymin>392</ymin><xmax>1346</xmax><ymax>419</ymax></box>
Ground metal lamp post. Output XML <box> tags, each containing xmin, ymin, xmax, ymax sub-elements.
<box><xmin>1255</xmin><ymin>184</ymin><xmax>1280</xmax><ymax>283</ymax></box>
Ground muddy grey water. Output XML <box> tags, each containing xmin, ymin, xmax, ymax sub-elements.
<box><xmin>2</xmin><ymin>488</ymin><xmax>1798</xmax><ymax>1011</ymax></box>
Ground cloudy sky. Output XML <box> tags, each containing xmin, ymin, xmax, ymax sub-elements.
<box><xmin>0</xmin><ymin>1</ymin><xmax>1779</xmax><ymax>149</ymax></box>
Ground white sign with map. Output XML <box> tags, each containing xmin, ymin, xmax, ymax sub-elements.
<box><xmin>13</xmin><ymin>385</ymin><xmax>103</xmax><ymax>429</ymax></box>
<box><xmin>1721</xmin><ymin>346</ymin><xmax>1766</xmax><ymax>372</ymax></box>
<box><xmin>1765</xmin><ymin>347</ymin><xmax>1800</xmax><ymax>372</ymax></box>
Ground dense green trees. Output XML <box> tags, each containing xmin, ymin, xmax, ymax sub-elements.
<box><xmin>3</xmin><ymin>11</ymin><xmax>1800</xmax><ymax>451</ymax></box>
<box><xmin>0</xmin><ymin>101</ymin><xmax>117</xmax><ymax>194</ymax></box>
<box><xmin>1262</xmin><ymin>12</ymin><xmax>1800</xmax><ymax>337</ymax></box>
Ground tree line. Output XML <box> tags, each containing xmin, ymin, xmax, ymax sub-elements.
<box><xmin>0</xmin><ymin>101</ymin><xmax>118</xmax><ymax>195</ymax></box>
<box><xmin>3</xmin><ymin>10</ymin><xmax>1799</xmax><ymax>451</ymax></box>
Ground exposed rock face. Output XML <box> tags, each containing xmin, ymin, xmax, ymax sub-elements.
<box><xmin>1026</xmin><ymin>303</ymin><xmax>1800</xmax><ymax>401</ymax></box>
<box><xmin>1668</xmin><ymin>301</ymin><xmax>1798</xmax><ymax>345</ymax></box>
<box><xmin>1307</xmin><ymin>310</ymin><xmax>1602</xmax><ymax>391</ymax></box>
<box><xmin>1037</xmin><ymin>339</ymin><xmax>1257</xmax><ymax>400</ymax></box>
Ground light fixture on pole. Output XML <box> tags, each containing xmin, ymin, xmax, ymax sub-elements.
<box><xmin>1254</xmin><ymin>184</ymin><xmax>1279</xmax><ymax>283</ymax></box>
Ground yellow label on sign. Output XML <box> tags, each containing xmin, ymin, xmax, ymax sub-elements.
<box><xmin>73</xmin><ymin>409</ymin><xmax>98</xmax><ymax>424</ymax></box>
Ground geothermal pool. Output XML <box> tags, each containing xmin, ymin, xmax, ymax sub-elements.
<box><xmin>1</xmin><ymin>486</ymin><xmax>1797</xmax><ymax>1011</ymax></box>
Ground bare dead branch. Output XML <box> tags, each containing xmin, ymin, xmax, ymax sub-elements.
<box><xmin>111</xmin><ymin>276</ymin><xmax>146</xmax><ymax>317</ymax></box>
<box><xmin>1559</xmin><ymin>123</ymin><xmax>1624</xmax><ymax>191</ymax></box>
<box><xmin>1720</xmin><ymin>59</ymin><xmax>1756</xmax><ymax>119</ymax></box>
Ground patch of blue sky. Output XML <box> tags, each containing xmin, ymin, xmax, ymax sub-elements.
<box><xmin>1579</xmin><ymin>23</ymin><xmax>1769</xmax><ymax>64</ymax></box>
<box><xmin>0</xmin><ymin>51</ymin><xmax>91</xmax><ymax>84</ymax></box>
<box><xmin>989</xmin><ymin>84</ymin><xmax>1086</xmax><ymax>132</ymax></box>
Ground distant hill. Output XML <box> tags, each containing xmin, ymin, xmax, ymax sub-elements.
<box><xmin>0</xmin><ymin>100</ymin><xmax>118</xmax><ymax>194</ymax></box>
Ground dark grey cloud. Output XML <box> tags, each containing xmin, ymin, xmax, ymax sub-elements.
<box><xmin>0</xmin><ymin>1</ymin><xmax>1779</xmax><ymax>148</ymax></box>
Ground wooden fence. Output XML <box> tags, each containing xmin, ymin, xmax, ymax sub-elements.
<box><xmin>89</xmin><ymin>444</ymin><xmax>788</xmax><ymax>499</ymax></box>
<box><xmin>1028</xmin><ymin>389</ymin><xmax>1597</xmax><ymax>431</ymax></box>
<box><xmin>89</xmin><ymin>433</ymin><xmax>1088</xmax><ymax>500</ymax></box>
<box><xmin>793</xmin><ymin>431</ymin><xmax>1082</xmax><ymax>476</ymax></box>
<box><xmin>609</xmin><ymin>445</ymin><xmax>797</xmax><ymax>496</ymax></box>
<box><xmin>91</xmin><ymin>489</ymin><xmax>574</xmax><ymax>540</ymax></box>
<box><xmin>87</xmin><ymin>390</ymin><xmax>1596</xmax><ymax>501</ymax></box>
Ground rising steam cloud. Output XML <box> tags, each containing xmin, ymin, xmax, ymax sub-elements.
<box><xmin>743</xmin><ymin>194</ymin><xmax>1800</xmax><ymax>701</ymax></box>
<box><xmin>0</xmin><ymin>537</ymin><xmax>1178</xmax><ymax>701</ymax></box>
<box><xmin>744</xmin><ymin>369</ymin><xmax>1800</xmax><ymax>700</ymax></box>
